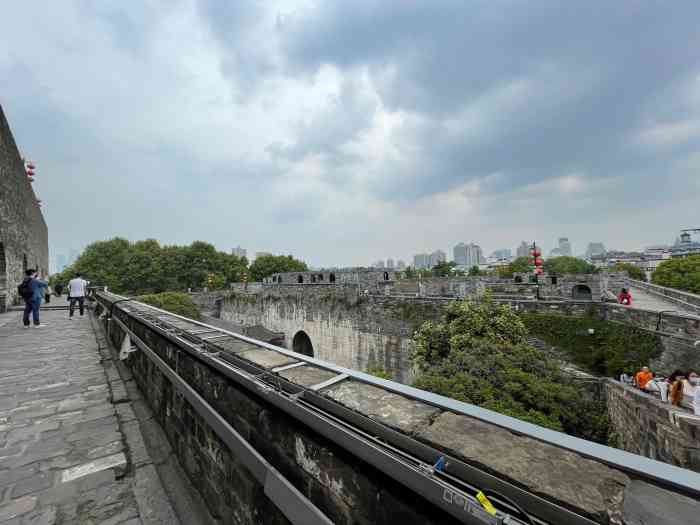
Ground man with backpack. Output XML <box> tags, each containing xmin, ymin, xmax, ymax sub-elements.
<box><xmin>68</xmin><ymin>272</ymin><xmax>88</xmax><ymax>318</ymax></box>
<box><xmin>19</xmin><ymin>269</ymin><xmax>49</xmax><ymax>328</ymax></box>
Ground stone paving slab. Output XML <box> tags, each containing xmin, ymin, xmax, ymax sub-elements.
<box><xmin>0</xmin><ymin>310</ymin><xmax>180</xmax><ymax>524</ymax></box>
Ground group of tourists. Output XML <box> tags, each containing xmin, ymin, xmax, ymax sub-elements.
<box><xmin>620</xmin><ymin>366</ymin><xmax>700</xmax><ymax>415</ymax></box>
<box><xmin>18</xmin><ymin>270</ymin><xmax>89</xmax><ymax>327</ymax></box>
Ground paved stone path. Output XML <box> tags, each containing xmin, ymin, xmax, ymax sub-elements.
<box><xmin>627</xmin><ymin>286</ymin><xmax>698</xmax><ymax>315</ymax></box>
<box><xmin>0</xmin><ymin>309</ymin><xmax>180</xmax><ymax>525</ymax></box>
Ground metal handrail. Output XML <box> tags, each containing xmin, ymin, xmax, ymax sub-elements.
<box><xmin>96</xmin><ymin>291</ymin><xmax>700</xmax><ymax>500</ymax></box>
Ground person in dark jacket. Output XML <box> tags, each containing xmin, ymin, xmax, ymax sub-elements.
<box><xmin>21</xmin><ymin>269</ymin><xmax>49</xmax><ymax>328</ymax></box>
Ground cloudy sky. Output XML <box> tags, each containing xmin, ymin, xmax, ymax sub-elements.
<box><xmin>2</xmin><ymin>1</ymin><xmax>700</xmax><ymax>268</ymax></box>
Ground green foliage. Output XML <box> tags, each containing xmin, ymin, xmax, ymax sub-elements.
<box><xmin>366</xmin><ymin>366</ymin><xmax>392</xmax><ymax>380</ymax></box>
<box><xmin>610</xmin><ymin>262</ymin><xmax>646</xmax><ymax>282</ymax></box>
<box><xmin>468</xmin><ymin>265</ymin><xmax>481</xmax><ymax>276</ymax></box>
<box><xmin>652</xmin><ymin>255</ymin><xmax>700</xmax><ymax>294</ymax></box>
<box><xmin>521</xmin><ymin>313</ymin><xmax>662</xmax><ymax>376</ymax></box>
<box><xmin>50</xmin><ymin>238</ymin><xmax>248</xmax><ymax>294</ymax></box>
<box><xmin>411</xmin><ymin>297</ymin><xmax>609</xmax><ymax>441</ymax></box>
<box><xmin>403</xmin><ymin>266</ymin><xmax>417</xmax><ymax>279</ymax></box>
<box><xmin>496</xmin><ymin>256</ymin><xmax>531</xmax><ymax>278</ymax></box>
<box><xmin>138</xmin><ymin>292</ymin><xmax>201</xmax><ymax>320</ymax></box>
<box><xmin>431</xmin><ymin>261</ymin><xmax>456</xmax><ymax>277</ymax></box>
<box><xmin>248</xmin><ymin>254</ymin><xmax>308</xmax><ymax>282</ymax></box>
<box><xmin>543</xmin><ymin>256</ymin><xmax>596</xmax><ymax>275</ymax></box>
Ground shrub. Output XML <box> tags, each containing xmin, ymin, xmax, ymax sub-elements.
<box><xmin>411</xmin><ymin>297</ymin><xmax>610</xmax><ymax>442</ymax></box>
<box><xmin>137</xmin><ymin>292</ymin><xmax>201</xmax><ymax>320</ymax></box>
<box><xmin>652</xmin><ymin>255</ymin><xmax>700</xmax><ymax>294</ymax></box>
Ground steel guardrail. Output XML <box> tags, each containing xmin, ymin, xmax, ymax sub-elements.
<box><xmin>94</xmin><ymin>291</ymin><xmax>700</xmax><ymax>502</ymax></box>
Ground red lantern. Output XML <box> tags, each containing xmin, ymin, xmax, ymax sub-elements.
<box><xmin>531</xmin><ymin>249</ymin><xmax>541</xmax><ymax>258</ymax></box>
<box><xmin>26</xmin><ymin>168</ymin><xmax>35</xmax><ymax>176</ymax></box>
<box><xmin>26</xmin><ymin>162</ymin><xmax>36</xmax><ymax>170</ymax></box>
<box><xmin>535</xmin><ymin>267</ymin><xmax>544</xmax><ymax>275</ymax></box>
<box><xmin>535</xmin><ymin>257</ymin><xmax>544</xmax><ymax>266</ymax></box>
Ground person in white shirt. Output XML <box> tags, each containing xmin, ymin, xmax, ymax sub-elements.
<box><xmin>68</xmin><ymin>273</ymin><xmax>89</xmax><ymax>318</ymax></box>
<box><xmin>688</xmin><ymin>372</ymin><xmax>700</xmax><ymax>415</ymax></box>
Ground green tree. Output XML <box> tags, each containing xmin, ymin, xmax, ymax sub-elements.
<box><xmin>138</xmin><ymin>292</ymin><xmax>201</xmax><ymax>319</ymax></box>
<box><xmin>431</xmin><ymin>261</ymin><xmax>456</xmax><ymax>277</ymax></box>
<box><xmin>50</xmin><ymin>238</ymin><xmax>248</xmax><ymax>294</ymax></box>
<box><xmin>543</xmin><ymin>256</ymin><xmax>596</xmax><ymax>275</ymax></box>
<box><xmin>403</xmin><ymin>266</ymin><xmax>417</xmax><ymax>279</ymax></box>
<box><xmin>411</xmin><ymin>297</ymin><xmax>609</xmax><ymax>441</ymax></box>
<box><xmin>248</xmin><ymin>254</ymin><xmax>308</xmax><ymax>282</ymax></box>
<box><xmin>610</xmin><ymin>262</ymin><xmax>646</xmax><ymax>282</ymax></box>
<box><xmin>652</xmin><ymin>255</ymin><xmax>700</xmax><ymax>294</ymax></box>
<box><xmin>496</xmin><ymin>256</ymin><xmax>531</xmax><ymax>278</ymax></box>
<box><xmin>468</xmin><ymin>265</ymin><xmax>481</xmax><ymax>276</ymax></box>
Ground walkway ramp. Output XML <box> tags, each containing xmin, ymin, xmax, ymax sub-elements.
<box><xmin>0</xmin><ymin>310</ymin><xmax>202</xmax><ymax>524</ymax></box>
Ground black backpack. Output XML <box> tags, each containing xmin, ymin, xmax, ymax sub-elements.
<box><xmin>18</xmin><ymin>278</ymin><xmax>33</xmax><ymax>301</ymax></box>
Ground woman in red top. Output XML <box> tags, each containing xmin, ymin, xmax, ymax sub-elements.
<box><xmin>618</xmin><ymin>288</ymin><xmax>633</xmax><ymax>306</ymax></box>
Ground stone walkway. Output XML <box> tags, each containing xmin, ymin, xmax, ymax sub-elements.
<box><xmin>0</xmin><ymin>309</ymin><xmax>180</xmax><ymax>525</ymax></box>
<box><xmin>628</xmin><ymin>286</ymin><xmax>698</xmax><ymax>315</ymax></box>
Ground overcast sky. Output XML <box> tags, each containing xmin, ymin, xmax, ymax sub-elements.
<box><xmin>2</xmin><ymin>1</ymin><xmax>700</xmax><ymax>268</ymax></box>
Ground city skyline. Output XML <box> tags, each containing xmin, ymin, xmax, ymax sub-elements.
<box><xmin>6</xmin><ymin>3</ymin><xmax>699</xmax><ymax>269</ymax></box>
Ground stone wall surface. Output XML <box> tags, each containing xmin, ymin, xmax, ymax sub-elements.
<box><xmin>99</xmin><ymin>299</ymin><xmax>700</xmax><ymax>525</ymax></box>
<box><xmin>503</xmin><ymin>299</ymin><xmax>700</xmax><ymax>374</ymax></box>
<box><xmin>216</xmin><ymin>286</ymin><xmax>700</xmax><ymax>381</ymax></box>
<box><xmin>104</xmin><ymin>309</ymin><xmax>463</xmax><ymax>525</ymax></box>
<box><xmin>219</xmin><ymin>285</ymin><xmax>449</xmax><ymax>383</ymax></box>
<box><xmin>625</xmin><ymin>278</ymin><xmax>700</xmax><ymax>315</ymax></box>
<box><xmin>0</xmin><ymin>104</ymin><xmax>48</xmax><ymax>311</ymax></box>
<box><xmin>606</xmin><ymin>380</ymin><xmax>700</xmax><ymax>472</ymax></box>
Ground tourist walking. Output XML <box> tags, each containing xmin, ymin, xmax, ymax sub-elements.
<box><xmin>53</xmin><ymin>283</ymin><xmax>64</xmax><ymax>296</ymax></box>
<box><xmin>618</xmin><ymin>288</ymin><xmax>633</xmax><ymax>306</ymax></box>
<box><xmin>68</xmin><ymin>272</ymin><xmax>88</xmax><ymax>318</ymax></box>
<box><xmin>635</xmin><ymin>366</ymin><xmax>654</xmax><ymax>390</ymax></box>
<box><xmin>19</xmin><ymin>269</ymin><xmax>48</xmax><ymax>328</ymax></box>
<box><xmin>670</xmin><ymin>373</ymin><xmax>686</xmax><ymax>407</ymax></box>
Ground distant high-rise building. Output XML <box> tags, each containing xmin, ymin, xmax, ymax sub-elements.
<box><xmin>373</xmin><ymin>260</ymin><xmax>385</xmax><ymax>268</ymax></box>
<box><xmin>491</xmin><ymin>249</ymin><xmax>512</xmax><ymax>260</ymax></box>
<box><xmin>254</xmin><ymin>251</ymin><xmax>272</xmax><ymax>260</ymax></box>
<box><xmin>396</xmin><ymin>260</ymin><xmax>406</xmax><ymax>270</ymax></box>
<box><xmin>386</xmin><ymin>258</ymin><xmax>395</xmax><ymax>269</ymax></box>
<box><xmin>585</xmin><ymin>243</ymin><xmax>606</xmax><ymax>258</ymax></box>
<box><xmin>231</xmin><ymin>246</ymin><xmax>247</xmax><ymax>259</ymax></box>
<box><xmin>413</xmin><ymin>253</ymin><xmax>430</xmax><ymax>269</ymax></box>
<box><xmin>454</xmin><ymin>243</ymin><xmax>483</xmax><ymax>267</ymax></box>
<box><xmin>453</xmin><ymin>243</ymin><xmax>468</xmax><ymax>266</ymax></box>
<box><xmin>516</xmin><ymin>241</ymin><xmax>530</xmax><ymax>258</ymax></box>
<box><xmin>429</xmin><ymin>250</ymin><xmax>446</xmax><ymax>268</ymax></box>
<box><xmin>550</xmin><ymin>237</ymin><xmax>572</xmax><ymax>257</ymax></box>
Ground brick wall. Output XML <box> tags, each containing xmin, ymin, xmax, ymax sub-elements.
<box><xmin>605</xmin><ymin>380</ymin><xmax>700</xmax><ymax>472</ymax></box>
<box><xmin>0</xmin><ymin>104</ymin><xmax>49</xmax><ymax>311</ymax></box>
<box><xmin>105</xmin><ymin>309</ymin><xmax>461</xmax><ymax>525</ymax></box>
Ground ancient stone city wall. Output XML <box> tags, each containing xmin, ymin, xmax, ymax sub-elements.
<box><xmin>0</xmin><ymin>104</ymin><xmax>49</xmax><ymax>311</ymax></box>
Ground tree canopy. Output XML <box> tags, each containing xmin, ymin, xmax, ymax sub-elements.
<box><xmin>610</xmin><ymin>262</ymin><xmax>646</xmax><ymax>282</ymax></box>
<box><xmin>543</xmin><ymin>256</ymin><xmax>596</xmax><ymax>275</ymax></box>
<box><xmin>496</xmin><ymin>256</ymin><xmax>531</xmax><ymax>278</ymax></box>
<box><xmin>411</xmin><ymin>297</ymin><xmax>609</xmax><ymax>441</ymax></box>
<box><xmin>248</xmin><ymin>254</ymin><xmax>308</xmax><ymax>282</ymax></box>
<box><xmin>50</xmin><ymin>238</ymin><xmax>248</xmax><ymax>295</ymax></box>
<box><xmin>138</xmin><ymin>292</ymin><xmax>201</xmax><ymax>320</ymax></box>
<box><xmin>652</xmin><ymin>255</ymin><xmax>700</xmax><ymax>294</ymax></box>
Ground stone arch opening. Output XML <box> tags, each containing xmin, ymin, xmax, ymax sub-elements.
<box><xmin>329</xmin><ymin>273</ymin><xmax>336</xmax><ymax>283</ymax></box>
<box><xmin>311</xmin><ymin>275</ymin><xmax>316</xmax><ymax>283</ymax></box>
<box><xmin>292</xmin><ymin>330</ymin><xmax>314</xmax><ymax>357</ymax></box>
<box><xmin>22</xmin><ymin>253</ymin><xmax>27</xmax><ymax>272</ymax></box>
<box><xmin>572</xmin><ymin>284</ymin><xmax>592</xmax><ymax>301</ymax></box>
<box><xmin>383</xmin><ymin>272</ymin><xmax>389</xmax><ymax>281</ymax></box>
<box><xmin>297</xmin><ymin>275</ymin><xmax>303</xmax><ymax>284</ymax></box>
<box><xmin>514</xmin><ymin>275</ymin><xmax>523</xmax><ymax>283</ymax></box>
